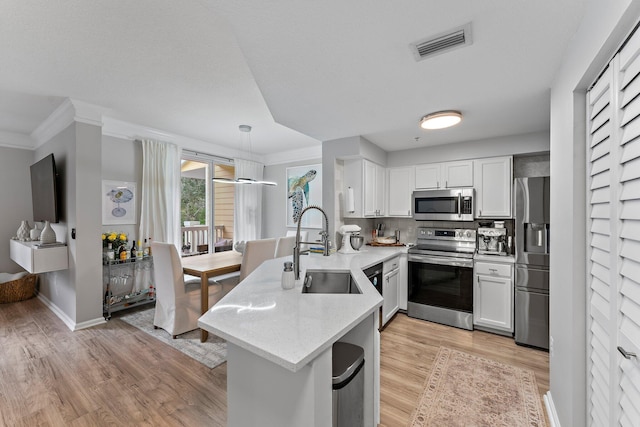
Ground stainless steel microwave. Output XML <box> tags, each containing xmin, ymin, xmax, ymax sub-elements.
<box><xmin>412</xmin><ymin>188</ymin><xmax>475</xmax><ymax>221</ymax></box>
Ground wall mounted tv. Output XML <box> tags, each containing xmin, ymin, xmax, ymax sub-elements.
<box><xmin>30</xmin><ymin>153</ymin><xmax>59</xmax><ymax>223</ymax></box>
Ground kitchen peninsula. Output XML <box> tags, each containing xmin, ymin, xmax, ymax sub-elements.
<box><xmin>198</xmin><ymin>246</ymin><xmax>404</xmax><ymax>427</ymax></box>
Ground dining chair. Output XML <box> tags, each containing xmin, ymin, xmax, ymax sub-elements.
<box><xmin>151</xmin><ymin>242</ymin><xmax>224</xmax><ymax>338</ymax></box>
<box><xmin>238</xmin><ymin>238</ymin><xmax>277</xmax><ymax>282</ymax></box>
<box><xmin>274</xmin><ymin>235</ymin><xmax>297</xmax><ymax>258</ymax></box>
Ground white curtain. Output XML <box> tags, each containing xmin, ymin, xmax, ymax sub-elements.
<box><xmin>139</xmin><ymin>139</ymin><xmax>181</xmax><ymax>248</ymax></box>
<box><xmin>234</xmin><ymin>158</ymin><xmax>264</xmax><ymax>242</ymax></box>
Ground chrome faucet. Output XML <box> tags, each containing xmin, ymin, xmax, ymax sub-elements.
<box><xmin>293</xmin><ymin>205</ymin><xmax>330</xmax><ymax>280</ymax></box>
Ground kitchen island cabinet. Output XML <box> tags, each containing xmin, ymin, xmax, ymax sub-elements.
<box><xmin>199</xmin><ymin>247</ymin><xmax>405</xmax><ymax>427</ymax></box>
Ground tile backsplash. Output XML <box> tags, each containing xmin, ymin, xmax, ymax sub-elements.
<box><xmin>344</xmin><ymin>217</ymin><xmax>514</xmax><ymax>246</ymax></box>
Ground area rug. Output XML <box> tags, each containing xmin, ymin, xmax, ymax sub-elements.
<box><xmin>408</xmin><ymin>347</ymin><xmax>546</xmax><ymax>427</ymax></box>
<box><xmin>118</xmin><ymin>307</ymin><xmax>227</xmax><ymax>369</ymax></box>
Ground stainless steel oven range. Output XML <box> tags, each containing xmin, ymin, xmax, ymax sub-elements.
<box><xmin>407</xmin><ymin>227</ymin><xmax>476</xmax><ymax>330</ymax></box>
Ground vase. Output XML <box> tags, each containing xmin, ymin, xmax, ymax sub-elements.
<box><xmin>40</xmin><ymin>221</ymin><xmax>57</xmax><ymax>244</ymax></box>
<box><xmin>17</xmin><ymin>221</ymin><xmax>30</xmax><ymax>241</ymax></box>
<box><xmin>30</xmin><ymin>224</ymin><xmax>41</xmax><ymax>241</ymax></box>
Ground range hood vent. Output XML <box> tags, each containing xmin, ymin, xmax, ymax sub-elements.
<box><xmin>411</xmin><ymin>23</ymin><xmax>472</xmax><ymax>61</ymax></box>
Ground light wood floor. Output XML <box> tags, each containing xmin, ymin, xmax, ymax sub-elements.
<box><xmin>379</xmin><ymin>313</ymin><xmax>549</xmax><ymax>426</ymax></box>
<box><xmin>0</xmin><ymin>299</ymin><xmax>548</xmax><ymax>426</ymax></box>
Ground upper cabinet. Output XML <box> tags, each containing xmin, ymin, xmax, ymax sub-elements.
<box><xmin>344</xmin><ymin>159</ymin><xmax>386</xmax><ymax>218</ymax></box>
<box><xmin>386</xmin><ymin>166</ymin><xmax>415</xmax><ymax>217</ymax></box>
<box><xmin>415</xmin><ymin>160</ymin><xmax>473</xmax><ymax>189</ymax></box>
<box><xmin>474</xmin><ymin>156</ymin><xmax>513</xmax><ymax>218</ymax></box>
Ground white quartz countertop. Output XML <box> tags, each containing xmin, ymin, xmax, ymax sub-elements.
<box><xmin>198</xmin><ymin>246</ymin><xmax>405</xmax><ymax>372</ymax></box>
<box><xmin>474</xmin><ymin>252</ymin><xmax>516</xmax><ymax>263</ymax></box>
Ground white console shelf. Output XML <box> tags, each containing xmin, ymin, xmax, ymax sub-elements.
<box><xmin>10</xmin><ymin>239</ymin><xmax>68</xmax><ymax>274</ymax></box>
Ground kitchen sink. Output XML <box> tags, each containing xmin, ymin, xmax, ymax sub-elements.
<box><xmin>301</xmin><ymin>270</ymin><xmax>361</xmax><ymax>294</ymax></box>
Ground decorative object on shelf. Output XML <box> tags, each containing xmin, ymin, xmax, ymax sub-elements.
<box><xmin>29</xmin><ymin>223</ymin><xmax>41</xmax><ymax>241</ymax></box>
<box><xmin>16</xmin><ymin>221</ymin><xmax>30</xmax><ymax>241</ymax></box>
<box><xmin>102</xmin><ymin>180</ymin><xmax>137</xmax><ymax>225</ymax></box>
<box><xmin>40</xmin><ymin>221</ymin><xmax>57</xmax><ymax>244</ymax></box>
<box><xmin>102</xmin><ymin>231</ymin><xmax>128</xmax><ymax>253</ymax></box>
<box><xmin>286</xmin><ymin>163</ymin><xmax>322</xmax><ymax>228</ymax></box>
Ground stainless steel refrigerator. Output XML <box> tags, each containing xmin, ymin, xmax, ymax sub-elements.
<box><xmin>514</xmin><ymin>177</ymin><xmax>550</xmax><ymax>350</ymax></box>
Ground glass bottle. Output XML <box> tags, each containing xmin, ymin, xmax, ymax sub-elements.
<box><xmin>107</xmin><ymin>243</ymin><xmax>115</xmax><ymax>261</ymax></box>
<box><xmin>282</xmin><ymin>261</ymin><xmax>295</xmax><ymax>290</ymax></box>
<box><xmin>136</xmin><ymin>240</ymin><xmax>144</xmax><ymax>259</ymax></box>
<box><xmin>130</xmin><ymin>241</ymin><xmax>137</xmax><ymax>262</ymax></box>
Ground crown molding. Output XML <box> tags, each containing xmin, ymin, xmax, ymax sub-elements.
<box><xmin>262</xmin><ymin>144</ymin><xmax>322</xmax><ymax>166</ymax></box>
<box><xmin>31</xmin><ymin>98</ymin><xmax>107</xmax><ymax>148</ymax></box>
<box><xmin>0</xmin><ymin>130</ymin><xmax>35</xmax><ymax>150</ymax></box>
<box><xmin>102</xmin><ymin>117</ymin><xmax>250</xmax><ymax>160</ymax></box>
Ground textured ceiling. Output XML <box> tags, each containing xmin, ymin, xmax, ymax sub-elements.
<box><xmin>0</xmin><ymin>1</ymin><xmax>586</xmax><ymax>155</ymax></box>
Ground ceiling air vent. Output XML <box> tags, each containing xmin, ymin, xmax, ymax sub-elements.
<box><xmin>411</xmin><ymin>23</ymin><xmax>472</xmax><ymax>61</ymax></box>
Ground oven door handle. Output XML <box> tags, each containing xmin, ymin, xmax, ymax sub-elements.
<box><xmin>408</xmin><ymin>253</ymin><xmax>474</xmax><ymax>268</ymax></box>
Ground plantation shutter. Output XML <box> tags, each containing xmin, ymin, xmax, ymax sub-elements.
<box><xmin>617</xmin><ymin>28</ymin><xmax>640</xmax><ymax>427</ymax></box>
<box><xmin>587</xmin><ymin>23</ymin><xmax>640</xmax><ymax>427</ymax></box>
<box><xmin>587</xmin><ymin>64</ymin><xmax>614</xmax><ymax>427</ymax></box>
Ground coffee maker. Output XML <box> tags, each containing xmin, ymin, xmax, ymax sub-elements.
<box><xmin>477</xmin><ymin>227</ymin><xmax>508</xmax><ymax>255</ymax></box>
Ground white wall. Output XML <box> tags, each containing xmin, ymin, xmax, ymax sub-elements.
<box><xmin>101</xmin><ymin>135</ymin><xmax>143</xmax><ymax>240</ymax></box>
<box><xmin>0</xmin><ymin>147</ymin><xmax>34</xmax><ymax>273</ymax></box>
<box><xmin>387</xmin><ymin>131</ymin><xmax>549</xmax><ymax>167</ymax></box>
<box><xmin>33</xmin><ymin>122</ymin><xmax>103</xmax><ymax>327</ymax></box>
<box><xmin>549</xmin><ymin>1</ymin><xmax>640</xmax><ymax>426</ymax></box>
<box><xmin>262</xmin><ymin>157</ymin><xmax>323</xmax><ymax>240</ymax></box>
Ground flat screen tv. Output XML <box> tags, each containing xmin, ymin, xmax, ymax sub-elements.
<box><xmin>30</xmin><ymin>154</ymin><xmax>59</xmax><ymax>223</ymax></box>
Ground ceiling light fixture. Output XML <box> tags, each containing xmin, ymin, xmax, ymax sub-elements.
<box><xmin>212</xmin><ymin>125</ymin><xmax>277</xmax><ymax>186</ymax></box>
<box><xmin>419</xmin><ymin>110</ymin><xmax>463</xmax><ymax>130</ymax></box>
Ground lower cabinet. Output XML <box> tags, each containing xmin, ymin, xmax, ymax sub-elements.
<box><xmin>398</xmin><ymin>253</ymin><xmax>408</xmax><ymax>310</ymax></box>
<box><xmin>473</xmin><ymin>260</ymin><xmax>513</xmax><ymax>335</ymax></box>
<box><xmin>382</xmin><ymin>256</ymin><xmax>400</xmax><ymax>326</ymax></box>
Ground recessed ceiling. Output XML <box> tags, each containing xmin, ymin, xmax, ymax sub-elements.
<box><xmin>0</xmin><ymin>1</ymin><xmax>586</xmax><ymax>155</ymax></box>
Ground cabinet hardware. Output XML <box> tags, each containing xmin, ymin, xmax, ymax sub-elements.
<box><xmin>489</xmin><ymin>268</ymin><xmax>498</xmax><ymax>273</ymax></box>
<box><xmin>618</xmin><ymin>346</ymin><xmax>637</xmax><ymax>359</ymax></box>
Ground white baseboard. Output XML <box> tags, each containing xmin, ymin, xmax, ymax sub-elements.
<box><xmin>37</xmin><ymin>293</ymin><xmax>106</xmax><ymax>331</ymax></box>
<box><xmin>544</xmin><ymin>391</ymin><xmax>561</xmax><ymax>427</ymax></box>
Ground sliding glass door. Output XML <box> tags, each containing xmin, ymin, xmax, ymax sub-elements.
<box><xmin>180</xmin><ymin>154</ymin><xmax>235</xmax><ymax>256</ymax></box>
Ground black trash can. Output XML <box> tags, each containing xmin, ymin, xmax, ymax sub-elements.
<box><xmin>332</xmin><ymin>342</ymin><xmax>365</xmax><ymax>427</ymax></box>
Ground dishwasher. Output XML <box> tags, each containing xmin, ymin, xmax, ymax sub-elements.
<box><xmin>363</xmin><ymin>263</ymin><xmax>383</xmax><ymax>329</ymax></box>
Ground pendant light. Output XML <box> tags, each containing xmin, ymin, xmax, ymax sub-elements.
<box><xmin>212</xmin><ymin>125</ymin><xmax>277</xmax><ymax>186</ymax></box>
<box><xmin>419</xmin><ymin>110</ymin><xmax>463</xmax><ymax>130</ymax></box>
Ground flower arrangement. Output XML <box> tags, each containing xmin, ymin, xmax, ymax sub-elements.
<box><xmin>102</xmin><ymin>231</ymin><xmax>128</xmax><ymax>250</ymax></box>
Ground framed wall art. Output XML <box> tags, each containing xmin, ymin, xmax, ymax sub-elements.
<box><xmin>102</xmin><ymin>180</ymin><xmax>137</xmax><ymax>225</ymax></box>
<box><xmin>286</xmin><ymin>164</ymin><xmax>322</xmax><ymax>228</ymax></box>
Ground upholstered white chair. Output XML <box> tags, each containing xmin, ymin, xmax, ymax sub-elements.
<box><xmin>239</xmin><ymin>238</ymin><xmax>277</xmax><ymax>282</ymax></box>
<box><xmin>274</xmin><ymin>235</ymin><xmax>296</xmax><ymax>258</ymax></box>
<box><xmin>151</xmin><ymin>242</ymin><xmax>223</xmax><ymax>338</ymax></box>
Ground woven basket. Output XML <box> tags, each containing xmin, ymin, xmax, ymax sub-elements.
<box><xmin>0</xmin><ymin>274</ymin><xmax>37</xmax><ymax>303</ymax></box>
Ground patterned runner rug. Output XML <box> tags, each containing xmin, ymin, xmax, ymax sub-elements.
<box><xmin>408</xmin><ymin>347</ymin><xmax>547</xmax><ymax>427</ymax></box>
<box><xmin>118</xmin><ymin>306</ymin><xmax>227</xmax><ymax>369</ymax></box>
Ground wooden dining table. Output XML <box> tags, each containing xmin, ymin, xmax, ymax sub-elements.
<box><xmin>181</xmin><ymin>250</ymin><xmax>243</xmax><ymax>342</ymax></box>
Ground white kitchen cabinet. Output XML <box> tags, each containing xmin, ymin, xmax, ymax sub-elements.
<box><xmin>473</xmin><ymin>259</ymin><xmax>514</xmax><ymax>335</ymax></box>
<box><xmin>398</xmin><ymin>253</ymin><xmax>408</xmax><ymax>310</ymax></box>
<box><xmin>344</xmin><ymin>159</ymin><xmax>385</xmax><ymax>218</ymax></box>
<box><xmin>386</xmin><ymin>167</ymin><xmax>415</xmax><ymax>217</ymax></box>
<box><xmin>383</xmin><ymin>256</ymin><xmax>400</xmax><ymax>325</ymax></box>
<box><xmin>474</xmin><ymin>156</ymin><xmax>513</xmax><ymax>218</ymax></box>
<box><xmin>415</xmin><ymin>160</ymin><xmax>473</xmax><ymax>189</ymax></box>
